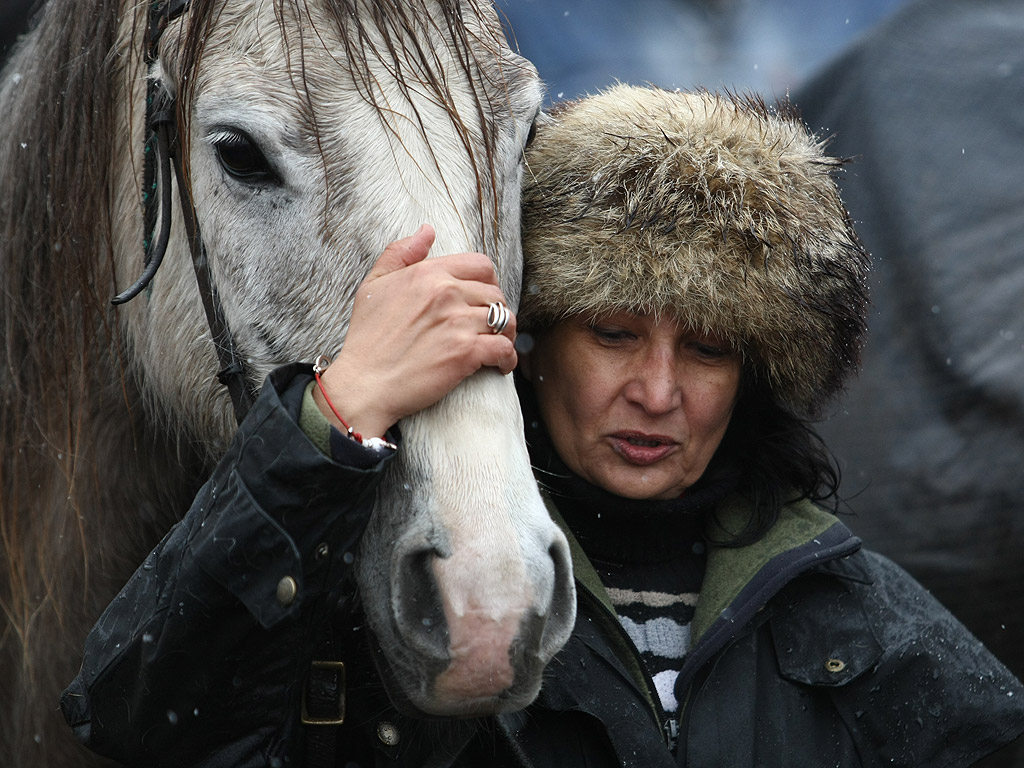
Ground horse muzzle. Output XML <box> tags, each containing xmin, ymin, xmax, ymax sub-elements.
<box><xmin>386</xmin><ymin>526</ymin><xmax>575</xmax><ymax>716</ymax></box>
<box><xmin>356</xmin><ymin>371</ymin><xmax>578</xmax><ymax>717</ymax></box>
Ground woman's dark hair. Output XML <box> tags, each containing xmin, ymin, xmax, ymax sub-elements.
<box><xmin>708</xmin><ymin>370</ymin><xmax>842</xmax><ymax>546</ymax></box>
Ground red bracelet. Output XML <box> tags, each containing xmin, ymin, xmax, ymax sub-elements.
<box><xmin>312</xmin><ymin>355</ymin><xmax>363</xmax><ymax>443</ymax></box>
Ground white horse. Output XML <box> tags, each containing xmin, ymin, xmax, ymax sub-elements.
<box><xmin>0</xmin><ymin>0</ymin><xmax>574</xmax><ymax>764</ymax></box>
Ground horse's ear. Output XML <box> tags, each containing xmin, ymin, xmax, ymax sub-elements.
<box><xmin>146</xmin><ymin>0</ymin><xmax>194</xmax><ymax>92</ymax></box>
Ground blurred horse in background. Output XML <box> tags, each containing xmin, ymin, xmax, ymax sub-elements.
<box><xmin>798</xmin><ymin>1</ymin><xmax>1024</xmax><ymax>763</ymax></box>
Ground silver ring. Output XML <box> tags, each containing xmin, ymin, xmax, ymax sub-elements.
<box><xmin>486</xmin><ymin>301</ymin><xmax>510</xmax><ymax>334</ymax></box>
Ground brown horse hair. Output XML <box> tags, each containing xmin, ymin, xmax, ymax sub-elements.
<box><xmin>1</xmin><ymin>0</ymin><xmax>120</xmax><ymax>638</ymax></box>
<box><xmin>0</xmin><ymin>2</ymin><xmax>147</xmax><ymax>759</ymax></box>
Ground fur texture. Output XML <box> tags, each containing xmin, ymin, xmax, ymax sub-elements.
<box><xmin>520</xmin><ymin>85</ymin><xmax>870</xmax><ymax>417</ymax></box>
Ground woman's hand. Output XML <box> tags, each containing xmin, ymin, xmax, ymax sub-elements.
<box><xmin>314</xmin><ymin>224</ymin><xmax>517</xmax><ymax>439</ymax></box>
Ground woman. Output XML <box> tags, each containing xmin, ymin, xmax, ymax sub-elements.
<box><xmin>64</xmin><ymin>86</ymin><xmax>1024</xmax><ymax>766</ymax></box>
<box><xmin>504</xmin><ymin>85</ymin><xmax>1024</xmax><ymax>766</ymax></box>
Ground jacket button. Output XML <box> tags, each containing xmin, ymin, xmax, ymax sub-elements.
<box><xmin>825</xmin><ymin>658</ymin><xmax>846</xmax><ymax>673</ymax></box>
<box><xmin>276</xmin><ymin>576</ymin><xmax>298</xmax><ymax>606</ymax></box>
<box><xmin>377</xmin><ymin>721</ymin><xmax>400</xmax><ymax>746</ymax></box>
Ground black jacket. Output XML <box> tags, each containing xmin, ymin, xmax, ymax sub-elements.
<box><xmin>63</xmin><ymin>366</ymin><xmax>1024</xmax><ymax>767</ymax></box>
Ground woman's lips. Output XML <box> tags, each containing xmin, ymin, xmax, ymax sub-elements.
<box><xmin>608</xmin><ymin>432</ymin><xmax>677</xmax><ymax>465</ymax></box>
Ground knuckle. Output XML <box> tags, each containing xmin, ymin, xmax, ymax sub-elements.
<box><xmin>437</xmin><ymin>279</ymin><xmax>463</xmax><ymax>304</ymax></box>
<box><xmin>464</xmin><ymin>252</ymin><xmax>496</xmax><ymax>277</ymax></box>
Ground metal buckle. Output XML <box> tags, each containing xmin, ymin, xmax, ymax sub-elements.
<box><xmin>301</xmin><ymin>660</ymin><xmax>346</xmax><ymax>726</ymax></box>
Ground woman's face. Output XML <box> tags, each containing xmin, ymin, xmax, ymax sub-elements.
<box><xmin>525</xmin><ymin>311</ymin><xmax>742</xmax><ymax>500</ymax></box>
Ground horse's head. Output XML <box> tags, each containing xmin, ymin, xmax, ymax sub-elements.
<box><xmin>113</xmin><ymin>0</ymin><xmax>575</xmax><ymax>717</ymax></box>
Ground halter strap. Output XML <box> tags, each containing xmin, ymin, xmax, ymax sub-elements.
<box><xmin>169</xmin><ymin>139</ymin><xmax>257</xmax><ymax>423</ymax></box>
<box><xmin>112</xmin><ymin>0</ymin><xmax>256</xmax><ymax>423</ymax></box>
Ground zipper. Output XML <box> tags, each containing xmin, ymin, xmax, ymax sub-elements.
<box><xmin>663</xmin><ymin>718</ymin><xmax>680</xmax><ymax>753</ymax></box>
<box><xmin>675</xmin><ymin>654</ymin><xmax>715</xmax><ymax>766</ymax></box>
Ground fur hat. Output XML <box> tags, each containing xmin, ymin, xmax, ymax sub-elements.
<box><xmin>520</xmin><ymin>85</ymin><xmax>870</xmax><ymax>418</ymax></box>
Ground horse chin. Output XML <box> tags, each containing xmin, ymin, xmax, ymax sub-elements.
<box><xmin>368</xmin><ymin>628</ymin><xmax>549</xmax><ymax>719</ymax></box>
<box><xmin>424</xmin><ymin>656</ymin><xmax>549</xmax><ymax>718</ymax></box>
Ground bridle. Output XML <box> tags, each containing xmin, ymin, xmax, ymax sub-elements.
<box><xmin>112</xmin><ymin>0</ymin><xmax>257</xmax><ymax>423</ymax></box>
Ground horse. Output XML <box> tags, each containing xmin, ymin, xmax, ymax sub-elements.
<box><xmin>0</xmin><ymin>0</ymin><xmax>576</xmax><ymax>764</ymax></box>
<box><xmin>795</xmin><ymin>2</ymin><xmax>1024</xmax><ymax>763</ymax></box>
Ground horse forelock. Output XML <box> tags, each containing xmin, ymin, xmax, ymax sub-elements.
<box><xmin>168</xmin><ymin>0</ymin><xmax>534</xmax><ymax>262</ymax></box>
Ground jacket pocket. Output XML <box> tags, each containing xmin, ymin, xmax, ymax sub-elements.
<box><xmin>769</xmin><ymin>571</ymin><xmax>883</xmax><ymax>687</ymax></box>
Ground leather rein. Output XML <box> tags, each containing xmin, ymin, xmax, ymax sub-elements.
<box><xmin>112</xmin><ymin>0</ymin><xmax>257</xmax><ymax>424</ymax></box>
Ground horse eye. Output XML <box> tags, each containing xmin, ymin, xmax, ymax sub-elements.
<box><xmin>212</xmin><ymin>130</ymin><xmax>277</xmax><ymax>184</ymax></box>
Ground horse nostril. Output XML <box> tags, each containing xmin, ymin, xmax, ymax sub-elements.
<box><xmin>539</xmin><ymin>537</ymin><xmax>576</xmax><ymax>657</ymax></box>
<box><xmin>393</xmin><ymin>548</ymin><xmax>449</xmax><ymax>660</ymax></box>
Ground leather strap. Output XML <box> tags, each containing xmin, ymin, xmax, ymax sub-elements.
<box><xmin>301</xmin><ymin>613</ymin><xmax>346</xmax><ymax>768</ymax></box>
<box><xmin>168</xmin><ymin>146</ymin><xmax>257</xmax><ymax>421</ymax></box>
<box><xmin>302</xmin><ymin>660</ymin><xmax>343</xmax><ymax>768</ymax></box>
<box><xmin>112</xmin><ymin>0</ymin><xmax>256</xmax><ymax>423</ymax></box>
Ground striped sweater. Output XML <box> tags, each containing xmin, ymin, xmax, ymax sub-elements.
<box><xmin>566</xmin><ymin>503</ymin><xmax>708</xmax><ymax>715</ymax></box>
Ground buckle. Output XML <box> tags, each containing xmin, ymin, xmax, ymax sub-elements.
<box><xmin>301</xmin><ymin>660</ymin><xmax>346</xmax><ymax>726</ymax></box>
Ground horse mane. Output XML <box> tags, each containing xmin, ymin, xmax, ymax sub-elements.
<box><xmin>1</xmin><ymin>1</ymin><xmax>120</xmax><ymax>405</ymax></box>
<box><xmin>1</xmin><ymin>0</ymin><xmax>123</xmax><ymax>641</ymax></box>
<box><xmin>0</xmin><ymin>2</ymin><xmax>156</xmax><ymax>756</ymax></box>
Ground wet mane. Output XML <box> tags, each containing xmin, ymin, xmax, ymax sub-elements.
<box><xmin>1</xmin><ymin>1</ymin><xmax>121</xmax><ymax>409</ymax></box>
<box><xmin>1</xmin><ymin>0</ymin><xmax>124</xmax><ymax>647</ymax></box>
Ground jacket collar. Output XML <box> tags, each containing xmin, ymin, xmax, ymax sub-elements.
<box><xmin>548</xmin><ymin>492</ymin><xmax>862</xmax><ymax>717</ymax></box>
<box><xmin>692</xmin><ymin>496</ymin><xmax>861</xmax><ymax>645</ymax></box>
